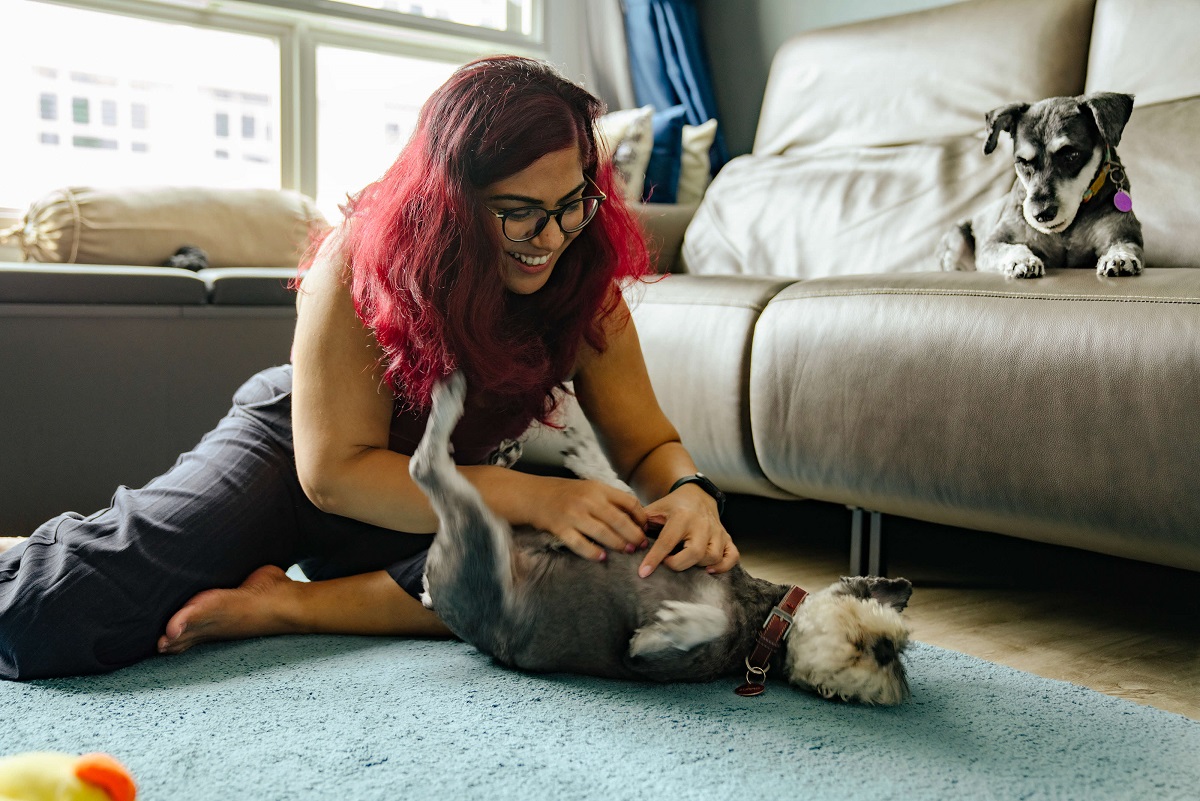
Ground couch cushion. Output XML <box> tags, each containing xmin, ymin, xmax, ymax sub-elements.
<box><xmin>1086</xmin><ymin>0</ymin><xmax>1200</xmax><ymax>107</ymax></box>
<box><xmin>522</xmin><ymin>275</ymin><xmax>798</xmax><ymax>498</ymax></box>
<box><xmin>1085</xmin><ymin>0</ymin><xmax>1200</xmax><ymax>269</ymax></box>
<box><xmin>749</xmin><ymin>268</ymin><xmax>1200</xmax><ymax>571</ymax></box>
<box><xmin>681</xmin><ymin>136</ymin><xmax>1012</xmax><ymax>278</ymax></box>
<box><xmin>198</xmin><ymin>268</ymin><xmax>299</xmax><ymax>306</ymax></box>
<box><xmin>1115</xmin><ymin>99</ymin><xmax>1200</xmax><ymax>269</ymax></box>
<box><xmin>754</xmin><ymin>0</ymin><xmax>1096</xmax><ymax>157</ymax></box>
<box><xmin>0</xmin><ymin>262</ymin><xmax>207</xmax><ymax>305</ymax></box>
<box><xmin>15</xmin><ymin>186</ymin><xmax>326</xmax><ymax>268</ymax></box>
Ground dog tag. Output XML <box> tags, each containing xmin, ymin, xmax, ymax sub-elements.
<box><xmin>1114</xmin><ymin>190</ymin><xmax>1133</xmax><ymax>212</ymax></box>
<box><xmin>735</xmin><ymin>682</ymin><xmax>766</xmax><ymax>697</ymax></box>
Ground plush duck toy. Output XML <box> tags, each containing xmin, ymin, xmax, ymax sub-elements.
<box><xmin>0</xmin><ymin>753</ymin><xmax>135</xmax><ymax>801</ymax></box>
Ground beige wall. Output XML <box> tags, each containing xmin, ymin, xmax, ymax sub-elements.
<box><xmin>697</xmin><ymin>0</ymin><xmax>964</xmax><ymax>157</ymax></box>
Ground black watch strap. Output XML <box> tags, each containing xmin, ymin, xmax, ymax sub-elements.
<box><xmin>668</xmin><ymin>472</ymin><xmax>726</xmax><ymax>517</ymax></box>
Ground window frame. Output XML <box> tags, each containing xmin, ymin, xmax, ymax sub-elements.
<box><xmin>3</xmin><ymin>0</ymin><xmax>561</xmax><ymax>222</ymax></box>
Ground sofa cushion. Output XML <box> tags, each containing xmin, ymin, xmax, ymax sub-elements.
<box><xmin>1086</xmin><ymin>0</ymin><xmax>1200</xmax><ymax>269</ymax></box>
<box><xmin>753</xmin><ymin>0</ymin><xmax>1096</xmax><ymax>157</ymax></box>
<box><xmin>1115</xmin><ymin>99</ymin><xmax>1200</xmax><ymax>269</ymax></box>
<box><xmin>1086</xmin><ymin>0</ymin><xmax>1200</xmax><ymax>107</ymax></box>
<box><xmin>197</xmin><ymin>268</ymin><xmax>299</xmax><ymax>306</ymax></box>
<box><xmin>0</xmin><ymin>262</ymin><xmax>207</xmax><ymax>305</ymax></box>
<box><xmin>681</xmin><ymin>136</ymin><xmax>1012</xmax><ymax>277</ymax></box>
<box><xmin>749</xmin><ymin>268</ymin><xmax>1200</xmax><ymax>571</ymax></box>
<box><xmin>14</xmin><ymin>186</ymin><xmax>326</xmax><ymax>269</ymax></box>
<box><xmin>522</xmin><ymin>275</ymin><xmax>798</xmax><ymax>499</ymax></box>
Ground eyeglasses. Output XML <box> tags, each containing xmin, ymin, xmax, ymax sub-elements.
<box><xmin>487</xmin><ymin>176</ymin><xmax>607</xmax><ymax>243</ymax></box>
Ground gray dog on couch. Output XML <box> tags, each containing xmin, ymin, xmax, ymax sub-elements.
<box><xmin>409</xmin><ymin>372</ymin><xmax>913</xmax><ymax>705</ymax></box>
<box><xmin>939</xmin><ymin>92</ymin><xmax>1144</xmax><ymax>279</ymax></box>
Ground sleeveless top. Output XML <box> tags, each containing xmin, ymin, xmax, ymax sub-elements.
<box><xmin>386</xmin><ymin>391</ymin><xmax>553</xmax><ymax>466</ymax></box>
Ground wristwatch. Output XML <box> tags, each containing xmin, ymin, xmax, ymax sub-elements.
<box><xmin>668</xmin><ymin>473</ymin><xmax>726</xmax><ymax>517</ymax></box>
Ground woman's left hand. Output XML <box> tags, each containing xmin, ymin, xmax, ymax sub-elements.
<box><xmin>637</xmin><ymin>484</ymin><xmax>739</xmax><ymax>578</ymax></box>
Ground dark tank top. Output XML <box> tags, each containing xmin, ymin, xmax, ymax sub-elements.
<box><xmin>386</xmin><ymin>393</ymin><xmax>547</xmax><ymax>466</ymax></box>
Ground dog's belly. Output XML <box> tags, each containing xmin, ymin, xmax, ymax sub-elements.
<box><xmin>490</xmin><ymin>533</ymin><xmax>751</xmax><ymax>681</ymax></box>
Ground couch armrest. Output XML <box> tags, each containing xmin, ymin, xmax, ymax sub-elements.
<box><xmin>631</xmin><ymin>203</ymin><xmax>698</xmax><ymax>274</ymax></box>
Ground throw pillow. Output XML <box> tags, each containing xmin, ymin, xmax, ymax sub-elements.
<box><xmin>14</xmin><ymin>186</ymin><xmax>327</xmax><ymax>268</ymax></box>
<box><xmin>643</xmin><ymin>105</ymin><xmax>688</xmax><ymax>204</ymax></box>
<box><xmin>596</xmin><ymin>105</ymin><xmax>655</xmax><ymax>203</ymax></box>
<box><xmin>676</xmin><ymin>119</ymin><xmax>719</xmax><ymax>205</ymax></box>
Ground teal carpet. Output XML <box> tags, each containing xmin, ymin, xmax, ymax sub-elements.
<box><xmin>2</xmin><ymin>636</ymin><xmax>1196</xmax><ymax>800</ymax></box>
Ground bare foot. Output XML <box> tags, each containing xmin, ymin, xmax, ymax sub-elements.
<box><xmin>158</xmin><ymin>565</ymin><xmax>301</xmax><ymax>655</ymax></box>
<box><xmin>0</xmin><ymin>537</ymin><xmax>26</xmax><ymax>555</ymax></box>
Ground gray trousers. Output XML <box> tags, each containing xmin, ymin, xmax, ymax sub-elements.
<box><xmin>0</xmin><ymin>365</ymin><xmax>430</xmax><ymax>680</ymax></box>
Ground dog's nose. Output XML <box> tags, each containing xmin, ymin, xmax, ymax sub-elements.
<box><xmin>872</xmin><ymin>639</ymin><xmax>898</xmax><ymax>666</ymax></box>
<box><xmin>1034</xmin><ymin>205</ymin><xmax>1059</xmax><ymax>224</ymax></box>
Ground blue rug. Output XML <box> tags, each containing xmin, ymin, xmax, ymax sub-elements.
<box><xmin>2</xmin><ymin>636</ymin><xmax>1195</xmax><ymax>800</ymax></box>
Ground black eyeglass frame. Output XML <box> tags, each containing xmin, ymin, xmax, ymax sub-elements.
<box><xmin>487</xmin><ymin>175</ymin><xmax>608</xmax><ymax>243</ymax></box>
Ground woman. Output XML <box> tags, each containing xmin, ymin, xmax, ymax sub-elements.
<box><xmin>0</xmin><ymin>56</ymin><xmax>737</xmax><ymax>680</ymax></box>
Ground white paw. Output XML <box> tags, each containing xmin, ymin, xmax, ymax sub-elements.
<box><xmin>1005</xmin><ymin>254</ymin><xmax>1045</xmax><ymax>279</ymax></box>
<box><xmin>1097</xmin><ymin>249</ymin><xmax>1143</xmax><ymax>277</ymax></box>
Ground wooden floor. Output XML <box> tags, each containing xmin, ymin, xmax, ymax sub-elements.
<box><xmin>726</xmin><ymin>496</ymin><xmax>1200</xmax><ymax>720</ymax></box>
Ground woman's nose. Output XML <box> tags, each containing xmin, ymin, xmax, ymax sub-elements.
<box><xmin>531</xmin><ymin>216</ymin><xmax>566</xmax><ymax>249</ymax></box>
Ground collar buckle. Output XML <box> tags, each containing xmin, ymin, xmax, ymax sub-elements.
<box><xmin>734</xmin><ymin>585</ymin><xmax>809</xmax><ymax>697</ymax></box>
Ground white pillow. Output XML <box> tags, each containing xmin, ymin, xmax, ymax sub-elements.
<box><xmin>676</xmin><ymin>119</ymin><xmax>718</xmax><ymax>205</ymax></box>
<box><xmin>596</xmin><ymin>105</ymin><xmax>655</xmax><ymax>203</ymax></box>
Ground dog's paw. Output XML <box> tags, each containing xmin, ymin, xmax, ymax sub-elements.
<box><xmin>1096</xmin><ymin>248</ymin><xmax>1143</xmax><ymax>277</ymax></box>
<box><xmin>1004</xmin><ymin>253</ymin><xmax>1045</xmax><ymax>279</ymax></box>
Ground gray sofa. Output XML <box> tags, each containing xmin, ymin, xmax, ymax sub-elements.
<box><xmin>529</xmin><ymin>0</ymin><xmax>1200</xmax><ymax>574</ymax></box>
<box><xmin>3</xmin><ymin>0</ymin><xmax>1198</xmax><ymax>578</ymax></box>
<box><xmin>0</xmin><ymin>264</ymin><xmax>298</xmax><ymax>537</ymax></box>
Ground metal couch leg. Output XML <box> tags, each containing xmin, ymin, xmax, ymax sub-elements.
<box><xmin>848</xmin><ymin>508</ymin><xmax>887</xmax><ymax>577</ymax></box>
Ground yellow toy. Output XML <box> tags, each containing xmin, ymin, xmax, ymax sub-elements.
<box><xmin>0</xmin><ymin>752</ymin><xmax>135</xmax><ymax>801</ymax></box>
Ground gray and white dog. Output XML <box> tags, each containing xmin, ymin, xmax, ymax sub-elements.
<box><xmin>409</xmin><ymin>372</ymin><xmax>913</xmax><ymax>705</ymax></box>
<box><xmin>939</xmin><ymin>92</ymin><xmax>1143</xmax><ymax>278</ymax></box>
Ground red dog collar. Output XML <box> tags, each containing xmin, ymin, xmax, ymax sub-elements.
<box><xmin>735</xmin><ymin>585</ymin><xmax>809</xmax><ymax>697</ymax></box>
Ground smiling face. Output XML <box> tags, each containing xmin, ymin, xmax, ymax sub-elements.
<box><xmin>483</xmin><ymin>145</ymin><xmax>588</xmax><ymax>295</ymax></box>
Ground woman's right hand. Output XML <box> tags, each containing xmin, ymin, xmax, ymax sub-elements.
<box><xmin>524</xmin><ymin>476</ymin><xmax>650</xmax><ymax>562</ymax></box>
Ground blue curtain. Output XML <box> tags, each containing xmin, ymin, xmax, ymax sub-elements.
<box><xmin>623</xmin><ymin>0</ymin><xmax>730</xmax><ymax>175</ymax></box>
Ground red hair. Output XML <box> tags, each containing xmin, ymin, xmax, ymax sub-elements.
<box><xmin>305</xmin><ymin>56</ymin><xmax>650</xmax><ymax>428</ymax></box>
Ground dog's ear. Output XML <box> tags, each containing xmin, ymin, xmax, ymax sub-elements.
<box><xmin>983</xmin><ymin>102</ymin><xmax>1029</xmax><ymax>155</ymax></box>
<box><xmin>1081</xmin><ymin>92</ymin><xmax>1135</xmax><ymax>147</ymax></box>
<box><xmin>837</xmin><ymin>576</ymin><xmax>913</xmax><ymax>612</ymax></box>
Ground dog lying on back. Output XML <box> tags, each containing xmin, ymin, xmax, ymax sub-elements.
<box><xmin>409</xmin><ymin>372</ymin><xmax>913</xmax><ymax>705</ymax></box>
<box><xmin>939</xmin><ymin>92</ymin><xmax>1143</xmax><ymax>278</ymax></box>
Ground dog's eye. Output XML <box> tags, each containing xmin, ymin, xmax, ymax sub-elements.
<box><xmin>1058</xmin><ymin>148</ymin><xmax>1083</xmax><ymax>164</ymax></box>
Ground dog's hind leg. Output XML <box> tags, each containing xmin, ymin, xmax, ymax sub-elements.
<box><xmin>562</xmin><ymin>425</ymin><xmax>633</xmax><ymax>494</ymax></box>
<box><xmin>409</xmin><ymin>372</ymin><xmax>518</xmax><ymax>648</ymax></box>
<box><xmin>937</xmin><ymin>221</ymin><xmax>976</xmax><ymax>271</ymax></box>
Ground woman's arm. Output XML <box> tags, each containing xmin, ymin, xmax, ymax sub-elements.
<box><xmin>290</xmin><ymin>230</ymin><xmax>648</xmax><ymax>553</ymax></box>
<box><xmin>573</xmin><ymin>295</ymin><xmax>739</xmax><ymax>577</ymax></box>
<box><xmin>291</xmin><ymin>227</ymin><xmax>444</xmax><ymax>532</ymax></box>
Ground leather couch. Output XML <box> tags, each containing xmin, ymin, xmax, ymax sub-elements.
<box><xmin>4</xmin><ymin>0</ymin><xmax>1197</xmax><ymax>576</ymax></box>
<box><xmin>529</xmin><ymin>0</ymin><xmax>1200</xmax><ymax>573</ymax></box>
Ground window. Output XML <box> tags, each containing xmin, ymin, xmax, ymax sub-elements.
<box><xmin>39</xmin><ymin>93</ymin><xmax>57</xmax><ymax>121</ymax></box>
<box><xmin>315</xmin><ymin>46</ymin><xmax>457</xmax><ymax>219</ymax></box>
<box><xmin>1</xmin><ymin>0</ymin><xmax>562</xmax><ymax>221</ymax></box>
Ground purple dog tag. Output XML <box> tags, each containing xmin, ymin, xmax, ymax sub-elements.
<box><xmin>1114</xmin><ymin>190</ymin><xmax>1133</xmax><ymax>212</ymax></box>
